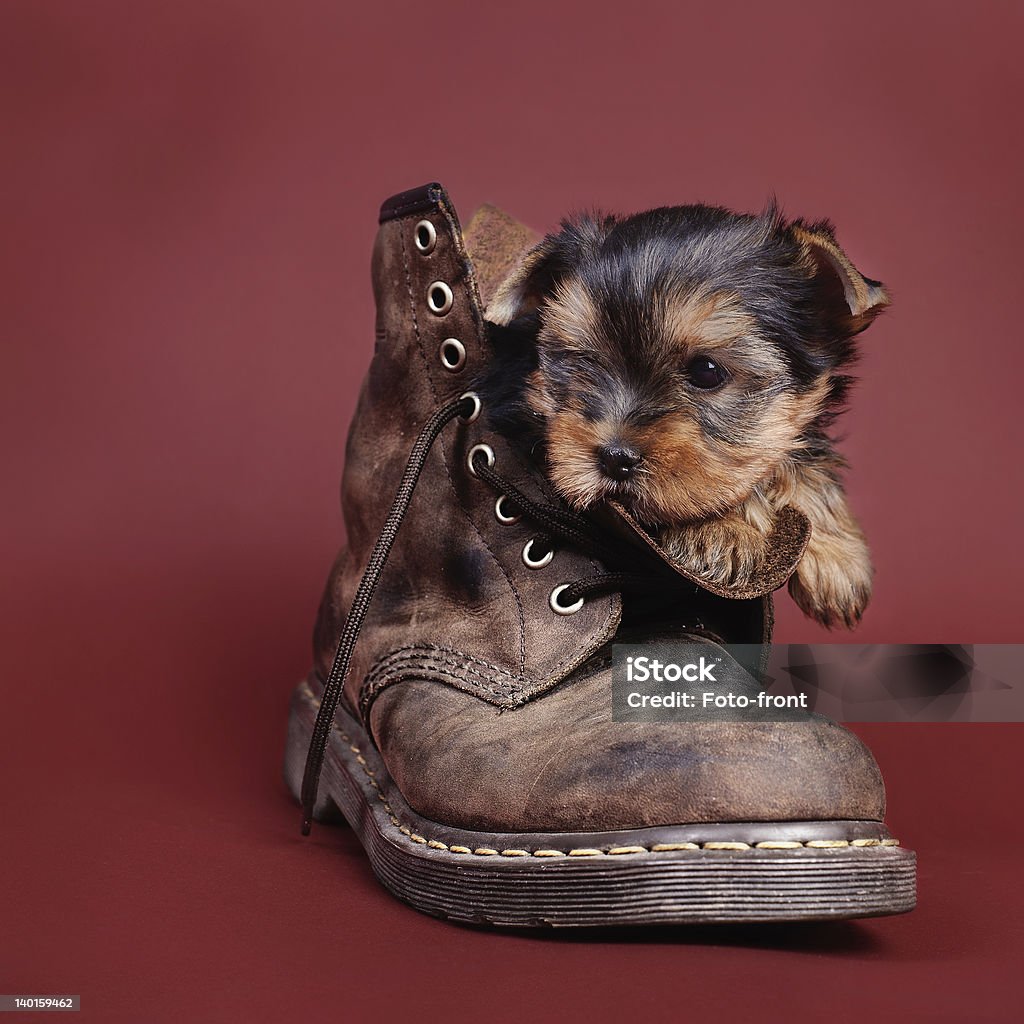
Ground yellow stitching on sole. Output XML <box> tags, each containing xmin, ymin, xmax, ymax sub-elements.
<box><xmin>806</xmin><ymin>840</ymin><xmax>850</xmax><ymax>848</ymax></box>
<box><xmin>755</xmin><ymin>841</ymin><xmax>803</xmax><ymax>849</ymax></box>
<box><xmin>608</xmin><ymin>846</ymin><xmax>647</xmax><ymax>855</ymax></box>
<box><xmin>568</xmin><ymin>848</ymin><xmax>604</xmax><ymax>857</ymax></box>
<box><xmin>533</xmin><ymin>849</ymin><xmax>565</xmax><ymax>857</ymax></box>
<box><xmin>851</xmin><ymin>838</ymin><xmax>882</xmax><ymax>847</ymax></box>
<box><xmin>703</xmin><ymin>842</ymin><xmax>750</xmax><ymax>851</ymax></box>
<box><xmin>474</xmin><ymin>848</ymin><xmax>499</xmax><ymax>856</ymax></box>
<box><xmin>449</xmin><ymin>845</ymin><xmax>471</xmax><ymax>854</ymax></box>
<box><xmin>501</xmin><ymin>849</ymin><xmax>530</xmax><ymax>857</ymax></box>
<box><xmin>880</xmin><ymin>839</ymin><xmax>900</xmax><ymax>846</ymax></box>
<box><xmin>427</xmin><ymin>840</ymin><xmax>448</xmax><ymax>850</ymax></box>
<box><xmin>651</xmin><ymin>842</ymin><xmax>700</xmax><ymax>851</ymax></box>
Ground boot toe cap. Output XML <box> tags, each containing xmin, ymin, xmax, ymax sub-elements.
<box><xmin>370</xmin><ymin>667</ymin><xmax>886</xmax><ymax>833</ymax></box>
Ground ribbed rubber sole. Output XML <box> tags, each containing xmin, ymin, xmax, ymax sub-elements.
<box><xmin>283</xmin><ymin>678</ymin><xmax>916</xmax><ymax>927</ymax></box>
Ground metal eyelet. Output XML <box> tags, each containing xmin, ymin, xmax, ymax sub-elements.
<box><xmin>549</xmin><ymin>584</ymin><xmax>584</xmax><ymax>615</ymax></box>
<box><xmin>522</xmin><ymin>538</ymin><xmax>554</xmax><ymax>570</ymax></box>
<box><xmin>427</xmin><ymin>282</ymin><xmax>454</xmax><ymax>316</ymax></box>
<box><xmin>458</xmin><ymin>391</ymin><xmax>481</xmax><ymax>423</ymax></box>
<box><xmin>467</xmin><ymin>443</ymin><xmax>494</xmax><ymax>477</ymax></box>
<box><xmin>414</xmin><ymin>219</ymin><xmax>437</xmax><ymax>254</ymax></box>
<box><xmin>439</xmin><ymin>338</ymin><xmax>466</xmax><ymax>371</ymax></box>
<box><xmin>494</xmin><ymin>495</ymin><xmax>521</xmax><ymax>525</ymax></box>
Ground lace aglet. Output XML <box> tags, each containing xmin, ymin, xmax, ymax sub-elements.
<box><xmin>301</xmin><ymin>811</ymin><xmax>313</xmax><ymax>836</ymax></box>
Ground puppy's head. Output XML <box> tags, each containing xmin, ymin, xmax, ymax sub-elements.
<box><xmin>488</xmin><ymin>204</ymin><xmax>888</xmax><ymax>525</ymax></box>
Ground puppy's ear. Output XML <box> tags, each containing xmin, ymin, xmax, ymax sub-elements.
<box><xmin>487</xmin><ymin>214</ymin><xmax>613</xmax><ymax>326</ymax></box>
<box><xmin>792</xmin><ymin>221</ymin><xmax>890</xmax><ymax>337</ymax></box>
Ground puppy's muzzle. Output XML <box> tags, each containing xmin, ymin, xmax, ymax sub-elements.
<box><xmin>597</xmin><ymin>443</ymin><xmax>642</xmax><ymax>482</ymax></box>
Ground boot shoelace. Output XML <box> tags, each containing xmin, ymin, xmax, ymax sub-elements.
<box><xmin>300</xmin><ymin>391</ymin><xmax>695</xmax><ymax>833</ymax></box>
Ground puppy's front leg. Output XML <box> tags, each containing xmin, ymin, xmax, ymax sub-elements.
<box><xmin>770</xmin><ymin>460</ymin><xmax>873</xmax><ymax>629</ymax></box>
<box><xmin>660</xmin><ymin>492</ymin><xmax>776</xmax><ymax>591</ymax></box>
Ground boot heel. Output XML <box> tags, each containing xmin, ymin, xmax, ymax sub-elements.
<box><xmin>282</xmin><ymin>683</ymin><xmax>345</xmax><ymax>826</ymax></box>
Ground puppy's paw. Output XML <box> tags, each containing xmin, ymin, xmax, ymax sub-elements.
<box><xmin>788</xmin><ymin>531</ymin><xmax>873</xmax><ymax>629</ymax></box>
<box><xmin>662</xmin><ymin>517</ymin><xmax>770</xmax><ymax>590</ymax></box>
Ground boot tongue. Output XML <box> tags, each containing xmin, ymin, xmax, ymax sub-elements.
<box><xmin>463</xmin><ymin>204</ymin><xmax>541</xmax><ymax>313</ymax></box>
<box><xmin>601</xmin><ymin>501</ymin><xmax>811</xmax><ymax>600</ymax></box>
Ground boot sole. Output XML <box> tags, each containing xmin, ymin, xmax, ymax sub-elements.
<box><xmin>284</xmin><ymin>678</ymin><xmax>916</xmax><ymax>928</ymax></box>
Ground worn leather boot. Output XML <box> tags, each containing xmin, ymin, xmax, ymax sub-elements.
<box><xmin>283</xmin><ymin>182</ymin><xmax>916</xmax><ymax>927</ymax></box>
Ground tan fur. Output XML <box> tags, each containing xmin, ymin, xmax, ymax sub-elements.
<box><xmin>531</xmin><ymin>279</ymin><xmax>856</xmax><ymax>622</ymax></box>
<box><xmin>669</xmin><ymin>290</ymin><xmax>757</xmax><ymax>349</ymax></box>
<box><xmin>662</xmin><ymin>454</ymin><xmax>872</xmax><ymax>627</ymax></box>
<box><xmin>487</xmin><ymin>247</ymin><xmax>548</xmax><ymax>325</ymax></box>
<box><xmin>792</xmin><ymin>225</ymin><xmax>890</xmax><ymax>330</ymax></box>
<box><xmin>542</xmin><ymin>376</ymin><xmax>829</xmax><ymax>522</ymax></box>
<box><xmin>661</xmin><ymin>510</ymin><xmax>772</xmax><ymax>589</ymax></box>
<box><xmin>545</xmin><ymin>410</ymin><xmax>615</xmax><ymax>511</ymax></box>
<box><xmin>661</xmin><ymin>288</ymin><xmax>729</xmax><ymax>346</ymax></box>
<box><xmin>768</xmin><ymin>458</ymin><xmax>873</xmax><ymax>628</ymax></box>
<box><xmin>524</xmin><ymin>368</ymin><xmax>557</xmax><ymax>418</ymax></box>
<box><xmin>543</xmin><ymin>276</ymin><xmax>602</xmax><ymax>350</ymax></box>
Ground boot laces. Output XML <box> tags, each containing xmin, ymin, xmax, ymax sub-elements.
<box><xmin>300</xmin><ymin>392</ymin><xmax>697</xmax><ymax>833</ymax></box>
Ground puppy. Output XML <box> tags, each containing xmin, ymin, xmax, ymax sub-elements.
<box><xmin>484</xmin><ymin>203</ymin><xmax>889</xmax><ymax>628</ymax></box>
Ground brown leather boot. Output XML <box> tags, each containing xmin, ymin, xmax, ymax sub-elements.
<box><xmin>282</xmin><ymin>182</ymin><xmax>916</xmax><ymax>927</ymax></box>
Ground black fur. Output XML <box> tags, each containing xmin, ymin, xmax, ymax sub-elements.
<box><xmin>485</xmin><ymin>204</ymin><xmax>879</xmax><ymax>449</ymax></box>
<box><xmin>476</xmin><ymin>316</ymin><xmax>545</xmax><ymax>455</ymax></box>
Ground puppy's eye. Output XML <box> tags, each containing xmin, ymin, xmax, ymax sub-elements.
<box><xmin>684</xmin><ymin>356</ymin><xmax>728</xmax><ymax>390</ymax></box>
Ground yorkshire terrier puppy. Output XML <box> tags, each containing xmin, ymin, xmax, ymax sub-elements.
<box><xmin>484</xmin><ymin>203</ymin><xmax>889</xmax><ymax>628</ymax></box>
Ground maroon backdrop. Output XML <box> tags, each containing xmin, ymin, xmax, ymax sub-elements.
<box><xmin>2</xmin><ymin>2</ymin><xmax>1020</xmax><ymax>1020</ymax></box>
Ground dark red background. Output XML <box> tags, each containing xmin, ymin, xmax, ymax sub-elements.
<box><xmin>2</xmin><ymin>2</ymin><xmax>1021</xmax><ymax>1020</ymax></box>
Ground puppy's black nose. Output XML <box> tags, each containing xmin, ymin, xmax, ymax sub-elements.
<box><xmin>597</xmin><ymin>444</ymin><xmax>642</xmax><ymax>481</ymax></box>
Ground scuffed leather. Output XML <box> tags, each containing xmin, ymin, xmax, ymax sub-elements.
<box><xmin>462</xmin><ymin>203</ymin><xmax>540</xmax><ymax>311</ymax></box>
<box><xmin>369</xmin><ymin>668</ymin><xmax>885</xmax><ymax>831</ymax></box>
